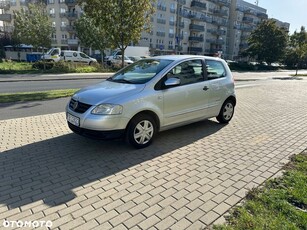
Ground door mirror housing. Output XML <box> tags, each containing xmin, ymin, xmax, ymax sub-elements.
<box><xmin>164</xmin><ymin>77</ymin><xmax>181</xmax><ymax>88</ymax></box>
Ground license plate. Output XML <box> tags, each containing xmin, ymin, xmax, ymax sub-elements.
<box><xmin>67</xmin><ymin>113</ymin><xmax>80</xmax><ymax>126</ymax></box>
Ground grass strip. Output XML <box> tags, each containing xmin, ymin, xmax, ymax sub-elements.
<box><xmin>290</xmin><ymin>74</ymin><xmax>307</xmax><ymax>77</ymax></box>
<box><xmin>0</xmin><ymin>89</ymin><xmax>79</xmax><ymax>103</ymax></box>
<box><xmin>214</xmin><ymin>151</ymin><xmax>307</xmax><ymax>230</ymax></box>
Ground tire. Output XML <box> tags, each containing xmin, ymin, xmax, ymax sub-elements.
<box><xmin>126</xmin><ymin>114</ymin><xmax>157</xmax><ymax>149</ymax></box>
<box><xmin>216</xmin><ymin>99</ymin><xmax>235</xmax><ymax>123</ymax></box>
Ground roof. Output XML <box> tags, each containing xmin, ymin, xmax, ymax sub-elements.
<box><xmin>151</xmin><ymin>55</ymin><xmax>222</xmax><ymax>61</ymax></box>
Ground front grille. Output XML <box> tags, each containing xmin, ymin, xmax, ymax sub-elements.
<box><xmin>69</xmin><ymin>98</ymin><xmax>92</xmax><ymax>113</ymax></box>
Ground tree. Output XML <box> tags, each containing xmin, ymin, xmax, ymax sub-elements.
<box><xmin>75</xmin><ymin>14</ymin><xmax>109</xmax><ymax>65</ymax></box>
<box><xmin>13</xmin><ymin>2</ymin><xmax>52</xmax><ymax>60</ymax></box>
<box><xmin>287</xmin><ymin>26</ymin><xmax>307</xmax><ymax>75</ymax></box>
<box><xmin>80</xmin><ymin>0</ymin><xmax>155</xmax><ymax>67</ymax></box>
<box><xmin>245</xmin><ymin>19</ymin><xmax>288</xmax><ymax>65</ymax></box>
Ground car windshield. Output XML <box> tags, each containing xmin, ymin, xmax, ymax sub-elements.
<box><xmin>108</xmin><ymin>59</ymin><xmax>173</xmax><ymax>84</ymax></box>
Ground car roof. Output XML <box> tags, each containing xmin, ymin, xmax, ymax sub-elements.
<box><xmin>150</xmin><ymin>55</ymin><xmax>222</xmax><ymax>61</ymax></box>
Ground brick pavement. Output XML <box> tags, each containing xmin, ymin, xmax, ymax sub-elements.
<box><xmin>0</xmin><ymin>80</ymin><xmax>307</xmax><ymax>229</ymax></box>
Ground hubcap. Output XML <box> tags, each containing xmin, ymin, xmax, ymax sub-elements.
<box><xmin>223</xmin><ymin>103</ymin><xmax>234</xmax><ymax>120</ymax></box>
<box><xmin>134</xmin><ymin>120</ymin><xmax>154</xmax><ymax>145</ymax></box>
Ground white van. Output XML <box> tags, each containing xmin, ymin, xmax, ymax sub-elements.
<box><xmin>41</xmin><ymin>48</ymin><xmax>61</xmax><ymax>62</ymax></box>
<box><xmin>60</xmin><ymin>51</ymin><xmax>97</xmax><ymax>65</ymax></box>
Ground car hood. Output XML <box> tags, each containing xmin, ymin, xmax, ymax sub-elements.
<box><xmin>72</xmin><ymin>80</ymin><xmax>145</xmax><ymax>105</ymax></box>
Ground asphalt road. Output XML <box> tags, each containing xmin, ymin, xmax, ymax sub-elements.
<box><xmin>0</xmin><ymin>79</ymin><xmax>104</xmax><ymax>93</ymax></box>
<box><xmin>0</xmin><ymin>80</ymin><xmax>267</xmax><ymax>120</ymax></box>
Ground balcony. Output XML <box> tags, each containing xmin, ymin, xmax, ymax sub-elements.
<box><xmin>61</xmin><ymin>39</ymin><xmax>68</xmax><ymax>44</ymax></box>
<box><xmin>66</xmin><ymin>12</ymin><xmax>78</xmax><ymax>20</ymax></box>
<box><xmin>170</xmin><ymin>8</ymin><xmax>176</xmax><ymax>13</ymax></box>
<box><xmin>67</xmin><ymin>39</ymin><xmax>78</xmax><ymax>45</ymax></box>
<box><xmin>188</xmin><ymin>14</ymin><xmax>203</xmax><ymax>21</ymax></box>
<box><xmin>202</xmin><ymin>16</ymin><xmax>213</xmax><ymax>23</ymax></box>
<box><xmin>216</xmin><ymin>0</ymin><xmax>230</xmax><ymax>7</ymax></box>
<box><xmin>177</xmin><ymin>0</ymin><xmax>186</xmax><ymax>5</ymax></box>
<box><xmin>241</xmin><ymin>26</ymin><xmax>253</xmax><ymax>32</ymax></box>
<box><xmin>169</xmin><ymin>33</ymin><xmax>175</xmax><ymax>38</ymax></box>
<box><xmin>207</xmin><ymin>28</ymin><xmax>226</xmax><ymax>36</ymax></box>
<box><xmin>242</xmin><ymin>16</ymin><xmax>253</xmax><ymax>24</ymax></box>
<box><xmin>257</xmin><ymin>12</ymin><xmax>268</xmax><ymax>19</ymax></box>
<box><xmin>244</xmin><ymin>9</ymin><xmax>257</xmax><ymax>16</ymax></box>
<box><xmin>61</xmin><ymin>25</ymin><xmax>75</xmax><ymax>32</ymax></box>
<box><xmin>0</xmin><ymin>1</ymin><xmax>10</xmax><ymax>10</ymax></box>
<box><xmin>189</xmin><ymin>24</ymin><xmax>205</xmax><ymax>32</ymax></box>
<box><xmin>191</xmin><ymin>0</ymin><xmax>207</xmax><ymax>10</ymax></box>
<box><xmin>169</xmin><ymin>21</ymin><xmax>175</xmax><ymax>26</ymax></box>
<box><xmin>212</xmin><ymin>9</ymin><xmax>228</xmax><ymax>17</ymax></box>
<box><xmin>189</xmin><ymin>36</ymin><xmax>204</xmax><ymax>42</ymax></box>
<box><xmin>212</xmin><ymin>19</ymin><xmax>228</xmax><ymax>26</ymax></box>
<box><xmin>188</xmin><ymin>47</ymin><xmax>203</xmax><ymax>53</ymax></box>
<box><xmin>65</xmin><ymin>0</ymin><xmax>77</xmax><ymax>6</ymax></box>
<box><xmin>0</xmin><ymin>14</ymin><xmax>12</xmax><ymax>22</ymax></box>
<box><xmin>206</xmin><ymin>38</ymin><xmax>216</xmax><ymax>44</ymax></box>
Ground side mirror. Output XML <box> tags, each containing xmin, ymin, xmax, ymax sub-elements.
<box><xmin>164</xmin><ymin>77</ymin><xmax>181</xmax><ymax>88</ymax></box>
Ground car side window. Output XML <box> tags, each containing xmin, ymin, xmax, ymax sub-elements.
<box><xmin>206</xmin><ymin>60</ymin><xmax>226</xmax><ymax>80</ymax></box>
<box><xmin>167</xmin><ymin>60</ymin><xmax>203</xmax><ymax>86</ymax></box>
<box><xmin>80</xmin><ymin>53</ymin><xmax>88</xmax><ymax>58</ymax></box>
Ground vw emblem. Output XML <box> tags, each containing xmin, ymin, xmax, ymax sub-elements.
<box><xmin>72</xmin><ymin>100</ymin><xmax>79</xmax><ymax>110</ymax></box>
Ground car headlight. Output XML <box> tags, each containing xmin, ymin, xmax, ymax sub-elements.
<box><xmin>91</xmin><ymin>104</ymin><xmax>123</xmax><ymax>115</ymax></box>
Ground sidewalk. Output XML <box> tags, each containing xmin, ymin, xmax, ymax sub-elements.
<box><xmin>0</xmin><ymin>70</ymin><xmax>306</xmax><ymax>82</ymax></box>
<box><xmin>1</xmin><ymin>80</ymin><xmax>306</xmax><ymax>229</ymax></box>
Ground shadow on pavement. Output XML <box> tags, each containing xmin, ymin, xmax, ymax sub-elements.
<box><xmin>0</xmin><ymin>119</ymin><xmax>225</xmax><ymax>209</ymax></box>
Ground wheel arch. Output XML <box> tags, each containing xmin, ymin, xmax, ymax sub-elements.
<box><xmin>225</xmin><ymin>95</ymin><xmax>236</xmax><ymax>107</ymax></box>
<box><xmin>126</xmin><ymin>110</ymin><xmax>161</xmax><ymax>131</ymax></box>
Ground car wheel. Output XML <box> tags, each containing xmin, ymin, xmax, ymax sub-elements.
<box><xmin>216</xmin><ymin>99</ymin><xmax>235</xmax><ymax>123</ymax></box>
<box><xmin>89</xmin><ymin>61</ymin><xmax>92</xmax><ymax>66</ymax></box>
<box><xmin>126</xmin><ymin>114</ymin><xmax>156</xmax><ymax>149</ymax></box>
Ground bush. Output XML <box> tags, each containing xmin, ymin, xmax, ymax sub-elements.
<box><xmin>32</xmin><ymin>61</ymin><xmax>54</xmax><ymax>70</ymax></box>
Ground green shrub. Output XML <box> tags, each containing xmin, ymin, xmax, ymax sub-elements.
<box><xmin>32</xmin><ymin>61</ymin><xmax>54</xmax><ymax>70</ymax></box>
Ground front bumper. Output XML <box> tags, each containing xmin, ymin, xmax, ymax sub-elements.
<box><xmin>68</xmin><ymin>122</ymin><xmax>125</xmax><ymax>140</ymax></box>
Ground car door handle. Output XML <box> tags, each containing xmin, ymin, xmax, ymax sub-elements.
<box><xmin>203</xmin><ymin>86</ymin><xmax>209</xmax><ymax>91</ymax></box>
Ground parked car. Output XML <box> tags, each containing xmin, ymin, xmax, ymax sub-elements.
<box><xmin>66</xmin><ymin>55</ymin><xmax>236</xmax><ymax>148</ymax></box>
<box><xmin>60</xmin><ymin>51</ymin><xmax>97</xmax><ymax>65</ymax></box>
<box><xmin>109</xmin><ymin>55</ymin><xmax>133</xmax><ymax>67</ymax></box>
<box><xmin>128</xmin><ymin>56</ymin><xmax>143</xmax><ymax>62</ymax></box>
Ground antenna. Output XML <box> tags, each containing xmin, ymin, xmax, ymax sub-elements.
<box><xmin>255</xmin><ymin>0</ymin><xmax>259</xmax><ymax>5</ymax></box>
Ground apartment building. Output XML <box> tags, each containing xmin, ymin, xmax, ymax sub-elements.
<box><xmin>228</xmin><ymin>0</ymin><xmax>268</xmax><ymax>60</ymax></box>
<box><xmin>138</xmin><ymin>0</ymin><xmax>231</xmax><ymax>57</ymax></box>
<box><xmin>0</xmin><ymin>0</ymin><xmax>82</xmax><ymax>50</ymax></box>
<box><xmin>0</xmin><ymin>0</ymin><xmax>288</xmax><ymax>60</ymax></box>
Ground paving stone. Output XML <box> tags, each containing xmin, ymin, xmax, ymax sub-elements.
<box><xmin>1</xmin><ymin>81</ymin><xmax>307</xmax><ymax>229</ymax></box>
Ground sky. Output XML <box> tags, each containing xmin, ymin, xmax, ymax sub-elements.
<box><xmin>244</xmin><ymin>0</ymin><xmax>307</xmax><ymax>34</ymax></box>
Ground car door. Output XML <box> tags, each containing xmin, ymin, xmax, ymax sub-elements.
<box><xmin>162</xmin><ymin>59</ymin><xmax>210</xmax><ymax>127</ymax></box>
<box><xmin>79</xmin><ymin>52</ymin><xmax>90</xmax><ymax>64</ymax></box>
<box><xmin>204</xmin><ymin>59</ymin><xmax>229</xmax><ymax>117</ymax></box>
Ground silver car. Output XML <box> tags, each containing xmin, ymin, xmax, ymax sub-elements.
<box><xmin>66</xmin><ymin>55</ymin><xmax>236</xmax><ymax>148</ymax></box>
